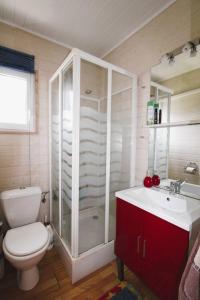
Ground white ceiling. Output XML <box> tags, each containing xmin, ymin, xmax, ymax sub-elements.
<box><xmin>151</xmin><ymin>45</ymin><xmax>200</xmax><ymax>82</ymax></box>
<box><xmin>0</xmin><ymin>0</ymin><xmax>175</xmax><ymax>57</ymax></box>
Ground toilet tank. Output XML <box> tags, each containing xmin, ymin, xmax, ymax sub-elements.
<box><xmin>0</xmin><ymin>187</ymin><xmax>42</xmax><ymax>228</ymax></box>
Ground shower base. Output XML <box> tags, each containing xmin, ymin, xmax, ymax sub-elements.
<box><xmin>53</xmin><ymin>206</ymin><xmax>116</xmax><ymax>283</ymax></box>
<box><xmin>79</xmin><ymin>206</ymin><xmax>115</xmax><ymax>253</ymax></box>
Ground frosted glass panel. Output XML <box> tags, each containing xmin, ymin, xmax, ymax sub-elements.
<box><xmin>51</xmin><ymin>76</ymin><xmax>59</xmax><ymax>232</ymax></box>
<box><xmin>61</xmin><ymin>65</ymin><xmax>73</xmax><ymax>250</ymax></box>
<box><xmin>109</xmin><ymin>71</ymin><xmax>133</xmax><ymax>241</ymax></box>
<box><xmin>79</xmin><ymin>60</ymin><xmax>107</xmax><ymax>254</ymax></box>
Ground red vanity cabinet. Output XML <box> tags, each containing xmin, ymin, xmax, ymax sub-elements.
<box><xmin>115</xmin><ymin>198</ymin><xmax>189</xmax><ymax>300</ymax></box>
<box><xmin>115</xmin><ymin>197</ymin><xmax>144</xmax><ymax>277</ymax></box>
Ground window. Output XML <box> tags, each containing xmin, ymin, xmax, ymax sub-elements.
<box><xmin>0</xmin><ymin>66</ymin><xmax>35</xmax><ymax>132</ymax></box>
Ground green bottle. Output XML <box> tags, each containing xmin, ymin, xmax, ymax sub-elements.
<box><xmin>147</xmin><ymin>99</ymin><xmax>155</xmax><ymax>125</ymax></box>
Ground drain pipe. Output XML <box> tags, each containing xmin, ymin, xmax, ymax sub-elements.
<box><xmin>41</xmin><ymin>191</ymin><xmax>53</xmax><ymax>250</ymax></box>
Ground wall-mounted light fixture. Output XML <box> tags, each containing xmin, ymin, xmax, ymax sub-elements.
<box><xmin>182</xmin><ymin>41</ymin><xmax>197</xmax><ymax>57</ymax></box>
<box><xmin>160</xmin><ymin>38</ymin><xmax>200</xmax><ymax>67</ymax></box>
<box><xmin>160</xmin><ymin>53</ymin><xmax>175</xmax><ymax>66</ymax></box>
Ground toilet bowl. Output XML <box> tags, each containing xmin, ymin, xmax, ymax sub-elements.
<box><xmin>3</xmin><ymin>222</ymin><xmax>49</xmax><ymax>291</ymax></box>
<box><xmin>0</xmin><ymin>186</ymin><xmax>50</xmax><ymax>290</ymax></box>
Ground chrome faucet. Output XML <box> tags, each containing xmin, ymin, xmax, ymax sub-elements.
<box><xmin>170</xmin><ymin>180</ymin><xmax>185</xmax><ymax>194</ymax></box>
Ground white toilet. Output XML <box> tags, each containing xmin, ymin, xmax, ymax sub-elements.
<box><xmin>0</xmin><ymin>187</ymin><xmax>49</xmax><ymax>291</ymax></box>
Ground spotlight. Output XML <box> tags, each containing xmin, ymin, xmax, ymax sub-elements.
<box><xmin>182</xmin><ymin>42</ymin><xmax>197</xmax><ymax>57</ymax></box>
<box><xmin>168</xmin><ymin>54</ymin><xmax>175</xmax><ymax>65</ymax></box>
<box><xmin>160</xmin><ymin>53</ymin><xmax>175</xmax><ymax>65</ymax></box>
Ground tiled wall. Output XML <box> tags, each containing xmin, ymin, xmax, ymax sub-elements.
<box><xmin>191</xmin><ymin>0</ymin><xmax>200</xmax><ymax>39</ymax></box>
<box><xmin>104</xmin><ymin>0</ymin><xmax>200</xmax><ymax>184</ymax></box>
<box><xmin>0</xmin><ymin>21</ymin><xmax>70</xmax><ymax>220</ymax></box>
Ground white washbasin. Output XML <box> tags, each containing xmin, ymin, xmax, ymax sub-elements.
<box><xmin>116</xmin><ymin>186</ymin><xmax>200</xmax><ymax>231</ymax></box>
<box><xmin>123</xmin><ymin>187</ymin><xmax>199</xmax><ymax>213</ymax></box>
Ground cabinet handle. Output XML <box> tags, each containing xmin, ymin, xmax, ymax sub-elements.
<box><xmin>143</xmin><ymin>240</ymin><xmax>147</xmax><ymax>258</ymax></box>
<box><xmin>137</xmin><ymin>235</ymin><xmax>141</xmax><ymax>253</ymax></box>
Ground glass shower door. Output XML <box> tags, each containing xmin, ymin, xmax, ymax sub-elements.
<box><xmin>109</xmin><ymin>71</ymin><xmax>133</xmax><ymax>241</ymax></box>
<box><xmin>51</xmin><ymin>75</ymin><xmax>60</xmax><ymax>233</ymax></box>
<box><xmin>61</xmin><ymin>64</ymin><xmax>73</xmax><ymax>250</ymax></box>
<box><xmin>78</xmin><ymin>60</ymin><xmax>108</xmax><ymax>254</ymax></box>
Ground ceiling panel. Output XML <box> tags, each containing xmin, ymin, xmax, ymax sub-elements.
<box><xmin>0</xmin><ymin>0</ymin><xmax>175</xmax><ymax>57</ymax></box>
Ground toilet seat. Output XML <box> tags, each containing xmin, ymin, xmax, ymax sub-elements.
<box><xmin>4</xmin><ymin>222</ymin><xmax>49</xmax><ymax>257</ymax></box>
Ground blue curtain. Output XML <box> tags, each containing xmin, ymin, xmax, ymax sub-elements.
<box><xmin>0</xmin><ymin>45</ymin><xmax>35</xmax><ymax>73</ymax></box>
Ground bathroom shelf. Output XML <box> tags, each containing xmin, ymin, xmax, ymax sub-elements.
<box><xmin>147</xmin><ymin>119</ymin><xmax>200</xmax><ymax>128</ymax></box>
<box><xmin>148</xmin><ymin>83</ymin><xmax>200</xmax><ymax>129</ymax></box>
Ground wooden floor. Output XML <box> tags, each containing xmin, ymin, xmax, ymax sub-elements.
<box><xmin>0</xmin><ymin>247</ymin><xmax>158</xmax><ymax>300</ymax></box>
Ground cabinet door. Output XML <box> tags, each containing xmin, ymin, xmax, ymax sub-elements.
<box><xmin>141</xmin><ymin>210</ymin><xmax>189</xmax><ymax>300</ymax></box>
<box><xmin>115</xmin><ymin>198</ymin><xmax>144</xmax><ymax>276</ymax></box>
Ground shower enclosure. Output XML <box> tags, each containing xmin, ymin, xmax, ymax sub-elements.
<box><xmin>49</xmin><ymin>49</ymin><xmax>137</xmax><ymax>282</ymax></box>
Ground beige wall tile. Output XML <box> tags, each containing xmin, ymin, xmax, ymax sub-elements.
<box><xmin>0</xmin><ymin>21</ymin><xmax>70</xmax><ymax>220</ymax></box>
<box><xmin>191</xmin><ymin>0</ymin><xmax>200</xmax><ymax>39</ymax></box>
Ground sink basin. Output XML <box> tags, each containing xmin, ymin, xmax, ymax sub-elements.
<box><xmin>116</xmin><ymin>186</ymin><xmax>200</xmax><ymax>231</ymax></box>
<box><xmin>123</xmin><ymin>187</ymin><xmax>199</xmax><ymax>213</ymax></box>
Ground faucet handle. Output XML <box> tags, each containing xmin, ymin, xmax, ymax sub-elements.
<box><xmin>174</xmin><ymin>180</ymin><xmax>182</xmax><ymax>193</ymax></box>
<box><xmin>176</xmin><ymin>179</ymin><xmax>183</xmax><ymax>183</ymax></box>
<box><xmin>170</xmin><ymin>180</ymin><xmax>183</xmax><ymax>193</ymax></box>
<box><xmin>177</xmin><ymin>179</ymin><xmax>185</xmax><ymax>186</ymax></box>
<box><xmin>170</xmin><ymin>181</ymin><xmax>175</xmax><ymax>189</ymax></box>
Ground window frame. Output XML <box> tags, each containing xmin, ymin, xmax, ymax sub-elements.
<box><xmin>0</xmin><ymin>66</ymin><xmax>35</xmax><ymax>133</ymax></box>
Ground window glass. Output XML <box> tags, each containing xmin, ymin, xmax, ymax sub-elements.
<box><xmin>0</xmin><ymin>67</ymin><xmax>35</xmax><ymax>131</ymax></box>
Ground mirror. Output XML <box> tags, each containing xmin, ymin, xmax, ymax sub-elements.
<box><xmin>149</xmin><ymin>43</ymin><xmax>200</xmax><ymax>199</ymax></box>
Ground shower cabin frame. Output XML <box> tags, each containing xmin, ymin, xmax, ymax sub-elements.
<box><xmin>49</xmin><ymin>48</ymin><xmax>137</xmax><ymax>281</ymax></box>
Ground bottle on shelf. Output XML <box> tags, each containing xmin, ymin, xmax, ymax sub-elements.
<box><xmin>159</xmin><ymin>108</ymin><xmax>162</xmax><ymax>124</ymax></box>
<box><xmin>154</xmin><ymin>103</ymin><xmax>159</xmax><ymax>124</ymax></box>
<box><xmin>147</xmin><ymin>99</ymin><xmax>155</xmax><ymax>125</ymax></box>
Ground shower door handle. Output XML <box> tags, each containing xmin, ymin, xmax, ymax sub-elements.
<box><xmin>142</xmin><ymin>240</ymin><xmax>147</xmax><ymax>258</ymax></box>
<box><xmin>137</xmin><ymin>235</ymin><xmax>141</xmax><ymax>254</ymax></box>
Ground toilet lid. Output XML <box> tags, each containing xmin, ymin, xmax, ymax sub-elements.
<box><xmin>4</xmin><ymin>222</ymin><xmax>49</xmax><ymax>256</ymax></box>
